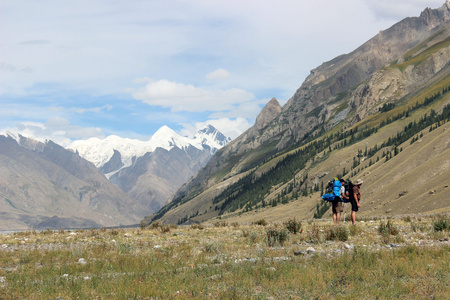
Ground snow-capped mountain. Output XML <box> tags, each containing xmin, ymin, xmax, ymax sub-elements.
<box><xmin>67</xmin><ymin>124</ymin><xmax>231</xmax><ymax>174</ymax></box>
<box><xmin>195</xmin><ymin>125</ymin><xmax>231</xmax><ymax>152</ymax></box>
<box><xmin>0</xmin><ymin>125</ymin><xmax>232</xmax><ymax>222</ymax></box>
<box><xmin>0</xmin><ymin>133</ymin><xmax>146</xmax><ymax>230</ymax></box>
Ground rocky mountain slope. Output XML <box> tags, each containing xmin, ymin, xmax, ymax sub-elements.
<box><xmin>0</xmin><ymin>134</ymin><xmax>146</xmax><ymax>230</ymax></box>
<box><xmin>0</xmin><ymin>124</ymin><xmax>230</xmax><ymax>230</ymax></box>
<box><xmin>69</xmin><ymin>124</ymin><xmax>231</xmax><ymax>214</ymax></box>
<box><xmin>109</xmin><ymin>145</ymin><xmax>212</xmax><ymax>213</ymax></box>
<box><xmin>149</xmin><ymin>2</ymin><xmax>450</xmax><ymax>225</ymax></box>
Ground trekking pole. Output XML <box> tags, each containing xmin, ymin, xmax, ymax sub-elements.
<box><xmin>343</xmin><ymin>203</ymin><xmax>347</xmax><ymax>224</ymax></box>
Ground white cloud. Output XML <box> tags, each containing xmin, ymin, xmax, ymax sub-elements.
<box><xmin>206</xmin><ymin>69</ymin><xmax>231</xmax><ymax>80</ymax></box>
<box><xmin>7</xmin><ymin>117</ymin><xmax>105</xmax><ymax>146</ymax></box>
<box><xmin>1</xmin><ymin>0</ymin><xmax>444</xmax><ymax>142</ymax></box>
<box><xmin>131</xmin><ymin>79</ymin><xmax>255</xmax><ymax>112</ymax></box>
<box><xmin>208</xmin><ymin>98</ymin><xmax>269</xmax><ymax>120</ymax></box>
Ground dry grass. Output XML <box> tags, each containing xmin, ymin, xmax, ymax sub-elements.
<box><xmin>1</xmin><ymin>215</ymin><xmax>449</xmax><ymax>299</ymax></box>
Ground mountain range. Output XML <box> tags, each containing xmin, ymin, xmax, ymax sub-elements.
<box><xmin>68</xmin><ymin>125</ymin><xmax>230</xmax><ymax>176</ymax></box>
<box><xmin>147</xmin><ymin>1</ymin><xmax>450</xmax><ymax>225</ymax></box>
<box><xmin>0</xmin><ymin>125</ymin><xmax>230</xmax><ymax>230</ymax></box>
<box><xmin>68</xmin><ymin>124</ymin><xmax>231</xmax><ymax>214</ymax></box>
<box><xmin>0</xmin><ymin>133</ymin><xmax>144</xmax><ymax>230</ymax></box>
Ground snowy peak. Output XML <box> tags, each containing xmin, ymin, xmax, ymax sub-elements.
<box><xmin>68</xmin><ymin>135</ymin><xmax>152</xmax><ymax>168</ymax></box>
<box><xmin>67</xmin><ymin>125</ymin><xmax>231</xmax><ymax>172</ymax></box>
<box><xmin>194</xmin><ymin>124</ymin><xmax>231</xmax><ymax>152</ymax></box>
<box><xmin>0</xmin><ymin>131</ymin><xmax>46</xmax><ymax>152</ymax></box>
<box><xmin>150</xmin><ymin>125</ymin><xmax>199</xmax><ymax>151</ymax></box>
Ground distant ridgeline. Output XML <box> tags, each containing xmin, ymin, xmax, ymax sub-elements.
<box><xmin>160</xmin><ymin>85</ymin><xmax>450</xmax><ymax>224</ymax></box>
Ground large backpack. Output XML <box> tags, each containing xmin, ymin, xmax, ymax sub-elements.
<box><xmin>333</xmin><ymin>179</ymin><xmax>341</xmax><ymax>197</ymax></box>
<box><xmin>322</xmin><ymin>178</ymin><xmax>341</xmax><ymax>202</ymax></box>
<box><xmin>342</xmin><ymin>180</ymin><xmax>354</xmax><ymax>203</ymax></box>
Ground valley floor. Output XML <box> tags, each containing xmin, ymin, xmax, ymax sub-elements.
<box><xmin>1</xmin><ymin>215</ymin><xmax>449</xmax><ymax>299</ymax></box>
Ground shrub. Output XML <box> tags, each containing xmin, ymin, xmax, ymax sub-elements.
<box><xmin>432</xmin><ymin>217</ymin><xmax>450</xmax><ymax>232</ymax></box>
<box><xmin>410</xmin><ymin>222</ymin><xmax>428</xmax><ymax>233</ymax></box>
<box><xmin>160</xmin><ymin>225</ymin><xmax>171</xmax><ymax>233</ymax></box>
<box><xmin>378</xmin><ymin>220</ymin><xmax>399</xmax><ymax>236</ymax></box>
<box><xmin>285</xmin><ymin>218</ymin><xmax>302</xmax><ymax>234</ymax></box>
<box><xmin>140</xmin><ymin>221</ymin><xmax>147</xmax><ymax>230</ymax></box>
<box><xmin>378</xmin><ymin>220</ymin><xmax>399</xmax><ymax>244</ymax></box>
<box><xmin>349</xmin><ymin>224</ymin><xmax>362</xmax><ymax>236</ymax></box>
<box><xmin>253</xmin><ymin>219</ymin><xmax>268</xmax><ymax>226</ymax></box>
<box><xmin>326</xmin><ymin>226</ymin><xmax>348</xmax><ymax>241</ymax></box>
<box><xmin>306</xmin><ymin>224</ymin><xmax>322</xmax><ymax>244</ymax></box>
<box><xmin>191</xmin><ymin>224</ymin><xmax>204</xmax><ymax>230</ymax></box>
<box><xmin>266</xmin><ymin>227</ymin><xmax>288</xmax><ymax>247</ymax></box>
<box><xmin>149</xmin><ymin>221</ymin><xmax>162</xmax><ymax>230</ymax></box>
<box><xmin>249</xmin><ymin>231</ymin><xmax>259</xmax><ymax>244</ymax></box>
<box><xmin>213</xmin><ymin>221</ymin><xmax>228</xmax><ymax>227</ymax></box>
<box><xmin>231</xmin><ymin>222</ymin><xmax>240</xmax><ymax>228</ymax></box>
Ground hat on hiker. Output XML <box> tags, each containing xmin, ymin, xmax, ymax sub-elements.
<box><xmin>355</xmin><ymin>179</ymin><xmax>363</xmax><ymax>185</ymax></box>
<box><xmin>340</xmin><ymin>178</ymin><xmax>346</xmax><ymax>183</ymax></box>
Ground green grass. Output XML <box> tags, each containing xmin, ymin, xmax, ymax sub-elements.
<box><xmin>0</xmin><ymin>216</ymin><xmax>449</xmax><ymax>299</ymax></box>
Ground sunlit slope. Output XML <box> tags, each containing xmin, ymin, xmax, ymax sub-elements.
<box><xmin>153</xmin><ymin>85</ymin><xmax>450</xmax><ymax>224</ymax></box>
<box><xmin>148</xmin><ymin>5</ymin><xmax>450</xmax><ymax>225</ymax></box>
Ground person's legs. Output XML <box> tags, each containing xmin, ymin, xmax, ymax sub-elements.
<box><xmin>350</xmin><ymin>199</ymin><xmax>358</xmax><ymax>225</ymax></box>
<box><xmin>332</xmin><ymin>201</ymin><xmax>338</xmax><ymax>224</ymax></box>
<box><xmin>351</xmin><ymin>211</ymin><xmax>356</xmax><ymax>225</ymax></box>
<box><xmin>332</xmin><ymin>198</ymin><xmax>342</xmax><ymax>225</ymax></box>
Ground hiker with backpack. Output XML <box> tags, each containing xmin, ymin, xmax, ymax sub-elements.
<box><xmin>350</xmin><ymin>179</ymin><xmax>363</xmax><ymax>225</ymax></box>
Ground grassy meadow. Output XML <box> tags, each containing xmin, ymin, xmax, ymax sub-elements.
<box><xmin>0</xmin><ymin>215</ymin><xmax>449</xmax><ymax>299</ymax></box>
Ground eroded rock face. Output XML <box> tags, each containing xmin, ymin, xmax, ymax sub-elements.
<box><xmin>255</xmin><ymin>98</ymin><xmax>282</xmax><ymax>130</ymax></box>
<box><xmin>274</xmin><ymin>4</ymin><xmax>450</xmax><ymax>147</ymax></box>
<box><xmin>350</xmin><ymin>38</ymin><xmax>450</xmax><ymax>122</ymax></box>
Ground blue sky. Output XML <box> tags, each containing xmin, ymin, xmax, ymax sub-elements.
<box><xmin>0</xmin><ymin>0</ymin><xmax>445</xmax><ymax>145</ymax></box>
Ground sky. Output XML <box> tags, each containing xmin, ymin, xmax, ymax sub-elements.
<box><xmin>0</xmin><ymin>0</ymin><xmax>445</xmax><ymax>146</ymax></box>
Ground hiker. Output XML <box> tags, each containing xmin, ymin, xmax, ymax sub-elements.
<box><xmin>332</xmin><ymin>179</ymin><xmax>342</xmax><ymax>225</ymax></box>
<box><xmin>351</xmin><ymin>179</ymin><xmax>363</xmax><ymax>225</ymax></box>
<box><xmin>340</xmin><ymin>179</ymin><xmax>349</xmax><ymax>222</ymax></box>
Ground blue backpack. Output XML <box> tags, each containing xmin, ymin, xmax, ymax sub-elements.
<box><xmin>333</xmin><ymin>179</ymin><xmax>341</xmax><ymax>197</ymax></box>
<box><xmin>322</xmin><ymin>178</ymin><xmax>341</xmax><ymax>202</ymax></box>
<box><xmin>322</xmin><ymin>193</ymin><xmax>335</xmax><ymax>201</ymax></box>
